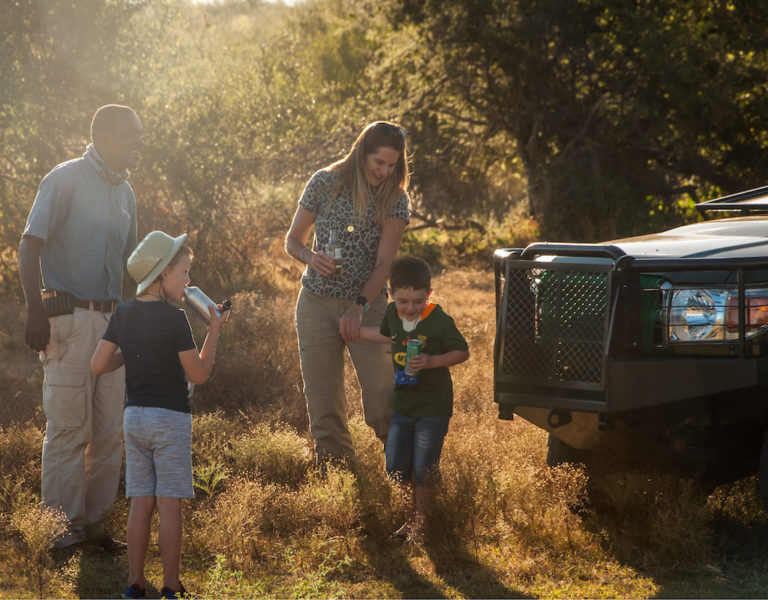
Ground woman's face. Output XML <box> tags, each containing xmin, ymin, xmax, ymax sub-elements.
<box><xmin>364</xmin><ymin>146</ymin><xmax>400</xmax><ymax>186</ymax></box>
<box><xmin>161</xmin><ymin>254</ymin><xmax>191</xmax><ymax>302</ymax></box>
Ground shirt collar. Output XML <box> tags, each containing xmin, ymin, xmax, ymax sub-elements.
<box><xmin>84</xmin><ymin>144</ymin><xmax>129</xmax><ymax>185</ymax></box>
<box><xmin>397</xmin><ymin>301</ymin><xmax>438</xmax><ymax>321</ymax></box>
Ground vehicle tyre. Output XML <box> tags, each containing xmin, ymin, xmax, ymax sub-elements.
<box><xmin>545</xmin><ymin>433</ymin><xmax>592</xmax><ymax>514</ymax></box>
<box><xmin>546</xmin><ymin>432</ymin><xmax>587</xmax><ymax>468</ymax></box>
<box><xmin>758</xmin><ymin>429</ymin><xmax>768</xmax><ymax>512</ymax></box>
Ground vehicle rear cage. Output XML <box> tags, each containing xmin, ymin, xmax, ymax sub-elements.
<box><xmin>494</xmin><ymin>244</ymin><xmax>768</xmax><ymax>414</ymax></box>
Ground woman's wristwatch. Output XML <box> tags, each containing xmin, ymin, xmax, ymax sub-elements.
<box><xmin>355</xmin><ymin>295</ymin><xmax>369</xmax><ymax>312</ymax></box>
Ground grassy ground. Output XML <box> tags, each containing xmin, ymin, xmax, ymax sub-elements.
<box><xmin>2</xmin><ymin>267</ymin><xmax>768</xmax><ymax>598</ymax></box>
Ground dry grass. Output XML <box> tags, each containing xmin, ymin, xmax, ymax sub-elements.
<box><xmin>9</xmin><ymin>501</ymin><xmax>67</xmax><ymax>598</ymax></box>
<box><xmin>2</xmin><ymin>265</ymin><xmax>768</xmax><ymax>598</ymax></box>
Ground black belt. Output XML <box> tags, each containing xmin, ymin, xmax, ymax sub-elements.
<box><xmin>72</xmin><ymin>298</ymin><xmax>117</xmax><ymax>312</ymax></box>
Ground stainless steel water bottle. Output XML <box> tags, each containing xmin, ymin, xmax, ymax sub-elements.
<box><xmin>184</xmin><ymin>286</ymin><xmax>230</xmax><ymax>323</ymax></box>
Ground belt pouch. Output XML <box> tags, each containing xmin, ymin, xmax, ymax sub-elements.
<box><xmin>41</xmin><ymin>289</ymin><xmax>75</xmax><ymax>317</ymax></box>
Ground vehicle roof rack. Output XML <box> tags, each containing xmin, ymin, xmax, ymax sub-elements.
<box><xmin>696</xmin><ymin>185</ymin><xmax>768</xmax><ymax>214</ymax></box>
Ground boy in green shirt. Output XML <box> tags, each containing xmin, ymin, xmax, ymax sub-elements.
<box><xmin>359</xmin><ymin>256</ymin><xmax>469</xmax><ymax>542</ymax></box>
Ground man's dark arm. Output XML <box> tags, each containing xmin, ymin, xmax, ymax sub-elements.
<box><xmin>18</xmin><ymin>235</ymin><xmax>49</xmax><ymax>352</ymax></box>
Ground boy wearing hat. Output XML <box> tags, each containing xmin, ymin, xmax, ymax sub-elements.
<box><xmin>91</xmin><ymin>230</ymin><xmax>229</xmax><ymax>599</ymax></box>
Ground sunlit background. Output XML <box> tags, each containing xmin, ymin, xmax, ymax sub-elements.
<box><xmin>4</xmin><ymin>2</ymin><xmax>768</xmax><ymax>597</ymax></box>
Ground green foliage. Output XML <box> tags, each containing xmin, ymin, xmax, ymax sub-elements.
<box><xmin>204</xmin><ymin>554</ymin><xmax>268</xmax><ymax>599</ymax></box>
<box><xmin>193</xmin><ymin>460</ymin><xmax>230</xmax><ymax>498</ymax></box>
<box><xmin>282</xmin><ymin>548</ymin><xmax>353</xmax><ymax>599</ymax></box>
<box><xmin>0</xmin><ymin>0</ymin><xmax>387</xmax><ymax>297</ymax></box>
<box><xmin>399</xmin><ymin>229</ymin><xmax>444</xmax><ymax>268</ymax></box>
<box><xmin>401</xmin><ymin>198</ymin><xmax>540</xmax><ymax>268</ymax></box>
<box><xmin>378</xmin><ymin>0</ymin><xmax>768</xmax><ymax>240</ymax></box>
<box><xmin>6</xmin><ymin>0</ymin><xmax>768</xmax><ymax>296</ymax></box>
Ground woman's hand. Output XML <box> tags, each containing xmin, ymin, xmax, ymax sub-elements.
<box><xmin>285</xmin><ymin>206</ymin><xmax>338</xmax><ymax>277</ymax></box>
<box><xmin>309</xmin><ymin>251</ymin><xmax>336</xmax><ymax>277</ymax></box>
<box><xmin>339</xmin><ymin>303</ymin><xmax>364</xmax><ymax>343</ymax></box>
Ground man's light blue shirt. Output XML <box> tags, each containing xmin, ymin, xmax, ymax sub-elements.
<box><xmin>23</xmin><ymin>145</ymin><xmax>138</xmax><ymax>302</ymax></box>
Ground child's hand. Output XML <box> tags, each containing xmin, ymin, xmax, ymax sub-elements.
<box><xmin>208</xmin><ymin>304</ymin><xmax>230</xmax><ymax>332</ymax></box>
<box><xmin>407</xmin><ymin>350</ymin><xmax>468</xmax><ymax>372</ymax></box>
<box><xmin>405</xmin><ymin>353</ymin><xmax>431</xmax><ymax>372</ymax></box>
<box><xmin>339</xmin><ymin>304</ymin><xmax>363</xmax><ymax>343</ymax></box>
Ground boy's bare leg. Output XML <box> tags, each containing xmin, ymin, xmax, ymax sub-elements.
<box><xmin>157</xmin><ymin>497</ymin><xmax>182</xmax><ymax>591</ymax></box>
<box><xmin>391</xmin><ymin>482</ymin><xmax>413</xmax><ymax>538</ymax></box>
<box><xmin>126</xmin><ymin>496</ymin><xmax>155</xmax><ymax>588</ymax></box>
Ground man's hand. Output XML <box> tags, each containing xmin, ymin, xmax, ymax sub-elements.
<box><xmin>18</xmin><ymin>235</ymin><xmax>49</xmax><ymax>352</ymax></box>
<box><xmin>25</xmin><ymin>308</ymin><xmax>50</xmax><ymax>352</ymax></box>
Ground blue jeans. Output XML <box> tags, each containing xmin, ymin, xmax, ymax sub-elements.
<box><xmin>385</xmin><ymin>410</ymin><xmax>450</xmax><ymax>486</ymax></box>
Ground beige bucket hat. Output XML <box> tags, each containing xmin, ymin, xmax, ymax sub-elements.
<box><xmin>127</xmin><ymin>231</ymin><xmax>188</xmax><ymax>295</ymax></box>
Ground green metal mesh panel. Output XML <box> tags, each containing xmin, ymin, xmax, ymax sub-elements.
<box><xmin>501</xmin><ymin>265</ymin><xmax>610</xmax><ymax>385</ymax></box>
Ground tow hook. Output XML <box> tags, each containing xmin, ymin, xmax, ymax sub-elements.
<box><xmin>547</xmin><ymin>408</ymin><xmax>573</xmax><ymax>428</ymax></box>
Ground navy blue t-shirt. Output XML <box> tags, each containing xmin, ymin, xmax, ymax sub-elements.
<box><xmin>103</xmin><ymin>299</ymin><xmax>197</xmax><ymax>413</ymax></box>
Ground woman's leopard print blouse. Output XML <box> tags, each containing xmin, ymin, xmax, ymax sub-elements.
<box><xmin>299</xmin><ymin>168</ymin><xmax>410</xmax><ymax>299</ymax></box>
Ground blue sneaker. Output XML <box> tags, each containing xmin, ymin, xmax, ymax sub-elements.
<box><xmin>160</xmin><ymin>581</ymin><xmax>194</xmax><ymax>599</ymax></box>
<box><xmin>122</xmin><ymin>583</ymin><xmax>145</xmax><ymax>599</ymax></box>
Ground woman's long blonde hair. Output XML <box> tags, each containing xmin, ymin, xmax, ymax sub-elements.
<box><xmin>328</xmin><ymin>121</ymin><xmax>410</xmax><ymax>226</ymax></box>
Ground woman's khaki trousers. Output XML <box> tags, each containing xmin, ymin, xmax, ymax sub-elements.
<box><xmin>295</xmin><ymin>288</ymin><xmax>393</xmax><ymax>467</ymax></box>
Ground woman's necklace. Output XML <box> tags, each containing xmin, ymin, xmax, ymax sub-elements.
<box><xmin>143</xmin><ymin>291</ymin><xmax>163</xmax><ymax>300</ymax></box>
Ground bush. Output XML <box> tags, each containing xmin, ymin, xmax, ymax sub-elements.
<box><xmin>230</xmin><ymin>421</ymin><xmax>314</xmax><ymax>487</ymax></box>
<box><xmin>586</xmin><ymin>467</ymin><xmax>714</xmax><ymax>568</ymax></box>
<box><xmin>193</xmin><ymin>289</ymin><xmax>307</xmax><ymax>429</ymax></box>
<box><xmin>0</xmin><ymin>424</ymin><xmax>43</xmax><ymax>502</ymax></box>
<box><xmin>10</xmin><ymin>502</ymin><xmax>67</xmax><ymax>598</ymax></box>
<box><xmin>196</xmin><ymin>478</ymin><xmax>279</xmax><ymax>570</ymax></box>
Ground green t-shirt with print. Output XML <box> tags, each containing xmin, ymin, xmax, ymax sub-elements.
<box><xmin>380</xmin><ymin>301</ymin><xmax>468</xmax><ymax>418</ymax></box>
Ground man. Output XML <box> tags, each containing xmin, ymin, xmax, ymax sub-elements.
<box><xmin>18</xmin><ymin>104</ymin><xmax>143</xmax><ymax>549</ymax></box>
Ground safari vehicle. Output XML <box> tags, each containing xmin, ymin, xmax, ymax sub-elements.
<box><xmin>493</xmin><ymin>186</ymin><xmax>768</xmax><ymax>505</ymax></box>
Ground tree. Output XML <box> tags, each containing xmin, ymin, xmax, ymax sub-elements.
<box><xmin>378</xmin><ymin>0</ymin><xmax>768</xmax><ymax>240</ymax></box>
<box><xmin>0</xmin><ymin>0</ymin><xmax>143</xmax><ymax>294</ymax></box>
<box><xmin>0</xmin><ymin>0</ymin><xmax>381</xmax><ymax>295</ymax></box>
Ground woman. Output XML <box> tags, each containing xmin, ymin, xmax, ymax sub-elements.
<box><xmin>285</xmin><ymin>121</ymin><xmax>410</xmax><ymax>468</ymax></box>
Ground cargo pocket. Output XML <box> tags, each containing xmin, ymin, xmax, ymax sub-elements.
<box><xmin>43</xmin><ymin>369</ymin><xmax>86</xmax><ymax>429</ymax></box>
<box><xmin>40</xmin><ymin>313</ymin><xmax>76</xmax><ymax>365</ymax></box>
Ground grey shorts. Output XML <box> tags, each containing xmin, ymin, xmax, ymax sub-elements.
<box><xmin>124</xmin><ymin>406</ymin><xmax>194</xmax><ymax>498</ymax></box>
